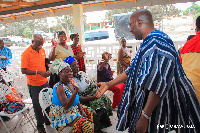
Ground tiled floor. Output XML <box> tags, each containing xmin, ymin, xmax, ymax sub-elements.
<box><xmin>0</xmin><ymin>108</ymin><xmax>129</xmax><ymax>133</ymax></box>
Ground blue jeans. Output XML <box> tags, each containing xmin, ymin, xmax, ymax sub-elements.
<box><xmin>28</xmin><ymin>82</ymin><xmax>50</xmax><ymax>131</ymax></box>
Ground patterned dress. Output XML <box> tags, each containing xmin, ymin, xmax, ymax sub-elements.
<box><xmin>70</xmin><ymin>44</ymin><xmax>86</xmax><ymax>72</ymax></box>
<box><xmin>49</xmin><ymin>82</ymin><xmax>93</xmax><ymax>132</ymax></box>
<box><xmin>73</xmin><ymin>75</ymin><xmax>112</xmax><ymax>130</ymax></box>
<box><xmin>117</xmin><ymin>47</ymin><xmax>131</xmax><ymax>76</ymax></box>
<box><xmin>117</xmin><ymin>30</ymin><xmax>200</xmax><ymax>133</ymax></box>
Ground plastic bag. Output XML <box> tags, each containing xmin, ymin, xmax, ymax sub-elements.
<box><xmin>5</xmin><ymin>88</ymin><xmax>21</xmax><ymax>101</ymax></box>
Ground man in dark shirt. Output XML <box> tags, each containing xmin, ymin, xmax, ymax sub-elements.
<box><xmin>97</xmin><ymin>52</ymin><xmax>125</xmax><ymax>110</ymax></box>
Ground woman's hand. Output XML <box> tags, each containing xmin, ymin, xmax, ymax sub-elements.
<box><xmin>135</xmin><ymin>115</ymin><xmax>148</xmax><ymax>133</ymax></box>
<box><xmin>77</xmin><ymin>52</ymin><xmax>85</xmax><ymax>58</ymax></box>
<box><xmin>81</xmin><ymin>109</ymin><xmax>87</xmax><ymax>117</ymax></box>
<box><xmin>95</xmin><ymin>82</ymin><xmax>109</xmax><ymax>98</ymax></box>
<box><xmin>0</xmin><ymin>57</ymin><xmax>8</xmax><ymax>60</ymax></box>
<box><xmin>69</xmin><ymin>78</ymin><xmax>79</xmax><ymax>91</ymax></box>
<box><xmin>51</xmin><ymin>39</ymin><xmax>57</xmax><ymax>47</ymax></box>
<box><xmin>91</xmin><ymin>93</ymin><xmax>98</xmax><ymax>100</ymax></box>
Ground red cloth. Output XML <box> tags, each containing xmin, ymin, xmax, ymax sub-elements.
<box><xmin>179</xmin><ymin>31</ymin><xmax>200</xmax><ymax>63</ymax></box>
<box><xmin>108</xmin><ymin>83</ymin><xmax>125</xmax><ymax>107</ymax></box>
<box><xmin>70</xmin><ymin>45</ymin><xmax>86</xmax><ymax>72</ymax></box>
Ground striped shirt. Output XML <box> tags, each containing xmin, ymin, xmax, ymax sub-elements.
<box><xmin>117</xmin><ymin>30</ymin><xmax>200</xmax><ymax>133</ymax></box>
<box><xmin>70</xmin><ymin>44</ymin><xmax>86</xmax><ymax>72</ymax></box>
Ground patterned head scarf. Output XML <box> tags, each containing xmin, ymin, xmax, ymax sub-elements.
<box><xmin>64</xmin><ymin>56</ymin><xmax>75</xmax><ymax>65</ymax></box>
<box><xmin>49</xmin><ymin>59</ymin><xmax>70</xmax><ymax>75</ymax></box>
<box><xmin>70</xmin><ymin>33</ymin><xmax>79</xmax><ymax>41</ymax></box>
<box><xmin>57</xmin><ymin>31</ymin><xmax>66</xmax><ymax>38</ymax></box>
<box><xmin>119</xmin><ymin>37</ymin><xmax>125</xmax><ymax>44</ymax></box>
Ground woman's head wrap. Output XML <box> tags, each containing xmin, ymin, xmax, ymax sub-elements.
<box><xmin>64</xmin><ymin>56</ymin><xmax>75</xmax><ymax>65</ymax></box>
<box><xmin>49</xmin><ymin>59</ymin><xmax>70</xmax><ymax>74</ymax></box>
<box><xmin>57</xmin><ymin>31</ymin><xmax>66</xmax><ymax>38</ymax></box>
<box><xmin>70</xmin><ymin>33</ymin><xmax>79</xmax><ymax>41</ymax></box>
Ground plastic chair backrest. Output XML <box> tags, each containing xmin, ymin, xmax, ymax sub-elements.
<box><xmin>0</xmin><ymin>69</ymin><xmax>16</xmax><ymax>83</ymax></box>
<box><xmin>39</xmin><ymin>87</ymin><xmax>53</xmax><ymax>122</ymax></box>
<box><xmin>13</xmin><ymin>76</ymin><xmax>29</xmax><ymax>99</ymax></box>
<box><xmin>0</xmin><ymin>83</ymin><xmax>17</xmax><ymax>100</ymax></box>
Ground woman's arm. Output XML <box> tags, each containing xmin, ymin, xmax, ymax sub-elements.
<box><xmin>79</xmin><ymin>96</ymin><xmax>96</xmax><ymax>102</ymax></box>
<box><xmin>56</xmin><ymin>84</ymin><xmax>78</xmax><ymax>110</ymax></box>
<box><xmin>49</xmin><ymin>47</ymin><xmax>56</xmax><ymax>61</ymax></box>
<box><xmin>118</xmin><ymin>48</ymin><xmax>129</xmax><ymax>68</ymax></box>
<box><xmin>96</xmin><ymin>72</ymin><xmax>128</xmax><ymax>98</ymax></box>
<box><xmin>97</xmin><ymin>61</ymin><xmax>107</xmax><ymax>71</ymax></box>
<box><xmin>78</xmin><ymin>103</ymin><xmax>87</xmax><ymax>117</ymax></box>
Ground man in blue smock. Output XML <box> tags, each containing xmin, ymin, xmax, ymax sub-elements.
<box><xmin>96</xmin><ymin>9</ymin><xmax>200</xmax><ymax>133</ymax></box>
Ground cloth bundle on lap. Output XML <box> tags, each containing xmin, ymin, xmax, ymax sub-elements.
<box><xmin>4</xmin><ymin>101</ymin><xmax>24</xmax><ymax>114</ymax></box>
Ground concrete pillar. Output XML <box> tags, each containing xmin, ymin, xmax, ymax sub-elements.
<box><xmin>73</xmin><ymin>4</ymin><xmax>84</xmax><ymax>43</ymax></box>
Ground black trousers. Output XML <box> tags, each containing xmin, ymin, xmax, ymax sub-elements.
<box><xmin>28</xmin><ymin>82</ymin><xmax>50</xmax><ymax>131</ymax></box>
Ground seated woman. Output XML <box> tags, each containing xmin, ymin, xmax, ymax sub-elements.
<box><xmin>64</xmin><ymin>56</ymin><xmax>112</xmax><ymax>132</ymax></box>
<box><xmin>48</xmin><ymin>59</ymin><xmax>94</xmax><ymax>133</ymax></box>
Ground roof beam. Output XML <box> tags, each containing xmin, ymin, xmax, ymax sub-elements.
<box><xmin>49</xmin><ymin>8</ymin><xmax>55</xmax><ymax>14</ymax></box>
<box><xmin>0</xmin><ymin>1</ymin><xmax>36</xmax><ymax>6</ymax></box>
<box><xmin>103</xmin><ymin>0</ymin><xmax>107</xmax><ymax>7</ymax></box>
<box><xmin>0</xmin><ymin>0</ymin><xmax>66</xmax><ymax>13</ymax></box>
<box><xmin>10</xmin><ymin>15</ymin><xmax>16</xmax><ymax>20</ymax></box>
<box><xmin>28</xmin><ymin>12</ymin><xmax>34</xmax><ymax>17</ymax></box>
<box><xmin>0</xmin><ymin>0</ymin><xmax>91</xmax><ymax>15</ymax></box>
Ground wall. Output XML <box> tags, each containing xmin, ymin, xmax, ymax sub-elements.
<box><xmin>8</xmin><ymin>41</ymin><xmax>184</xmax><ymax>79</ymax></box>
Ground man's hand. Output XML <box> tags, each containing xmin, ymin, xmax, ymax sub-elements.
<box><xmin>95</xmin><ymin>82</ymin><xmax>109</xmax><ymax>98</ymax></box>
<box><xmin>38</xmin><ymin>71</ymin><xmax>51</xmax><ymax>77</ymax></box>
<box><xmin>0</xmin><ymin>57</ymin><xmax>8</xmax><ymax>60</ymax></box>
<box><xmin>135</xmin><ymin>115</ymin><xmax>148</xmax><ymax>133</ymax></box>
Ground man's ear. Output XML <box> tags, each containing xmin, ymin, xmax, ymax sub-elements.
<box><xmin>137</xmin><ymin>20</ymin><xmax>142</xmax><ymax>27</ymax></box>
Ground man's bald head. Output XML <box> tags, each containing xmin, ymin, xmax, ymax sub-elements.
<box><xmin>33</xmin><ymin>34</ymin><xmax>43</xmax><ymax>41</ymax></box>
<box><xmin>131</xmin><ymin>9</ymin><xmax>154</xmax><ymax>27</ymax></box>
<box><xmin>129</xmin><ymin>9</ymin><xmax>155</xmax><ymax>40</ymax></box>
<box><xmin>32</xmin><ymin>34</ymin><xmax>44</xmax><ymax>51</ymax></box>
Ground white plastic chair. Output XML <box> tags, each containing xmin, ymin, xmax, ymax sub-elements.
<box><xmin>0</xmin><ymin>83</ymin><xmax>36</xmax><ymax>133</ymax></box>
<box><xmin>12</xmin><ymin>75</ymin><xmax>30</xmax><ymax>100</ymax></box>
<box><xmin>39</xmin><ymin>87</ymin><xmax>72</xmax><ymax>133</ymax></box>
<box><xmin>0</xmin><ymin>69</ymin><xmax>16</xmax><ymax>85</ymax></box>
<box><xmin>12</xmin><ymin>75</ymin><xmax>36</xmax><ymax>127</ymax></box>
